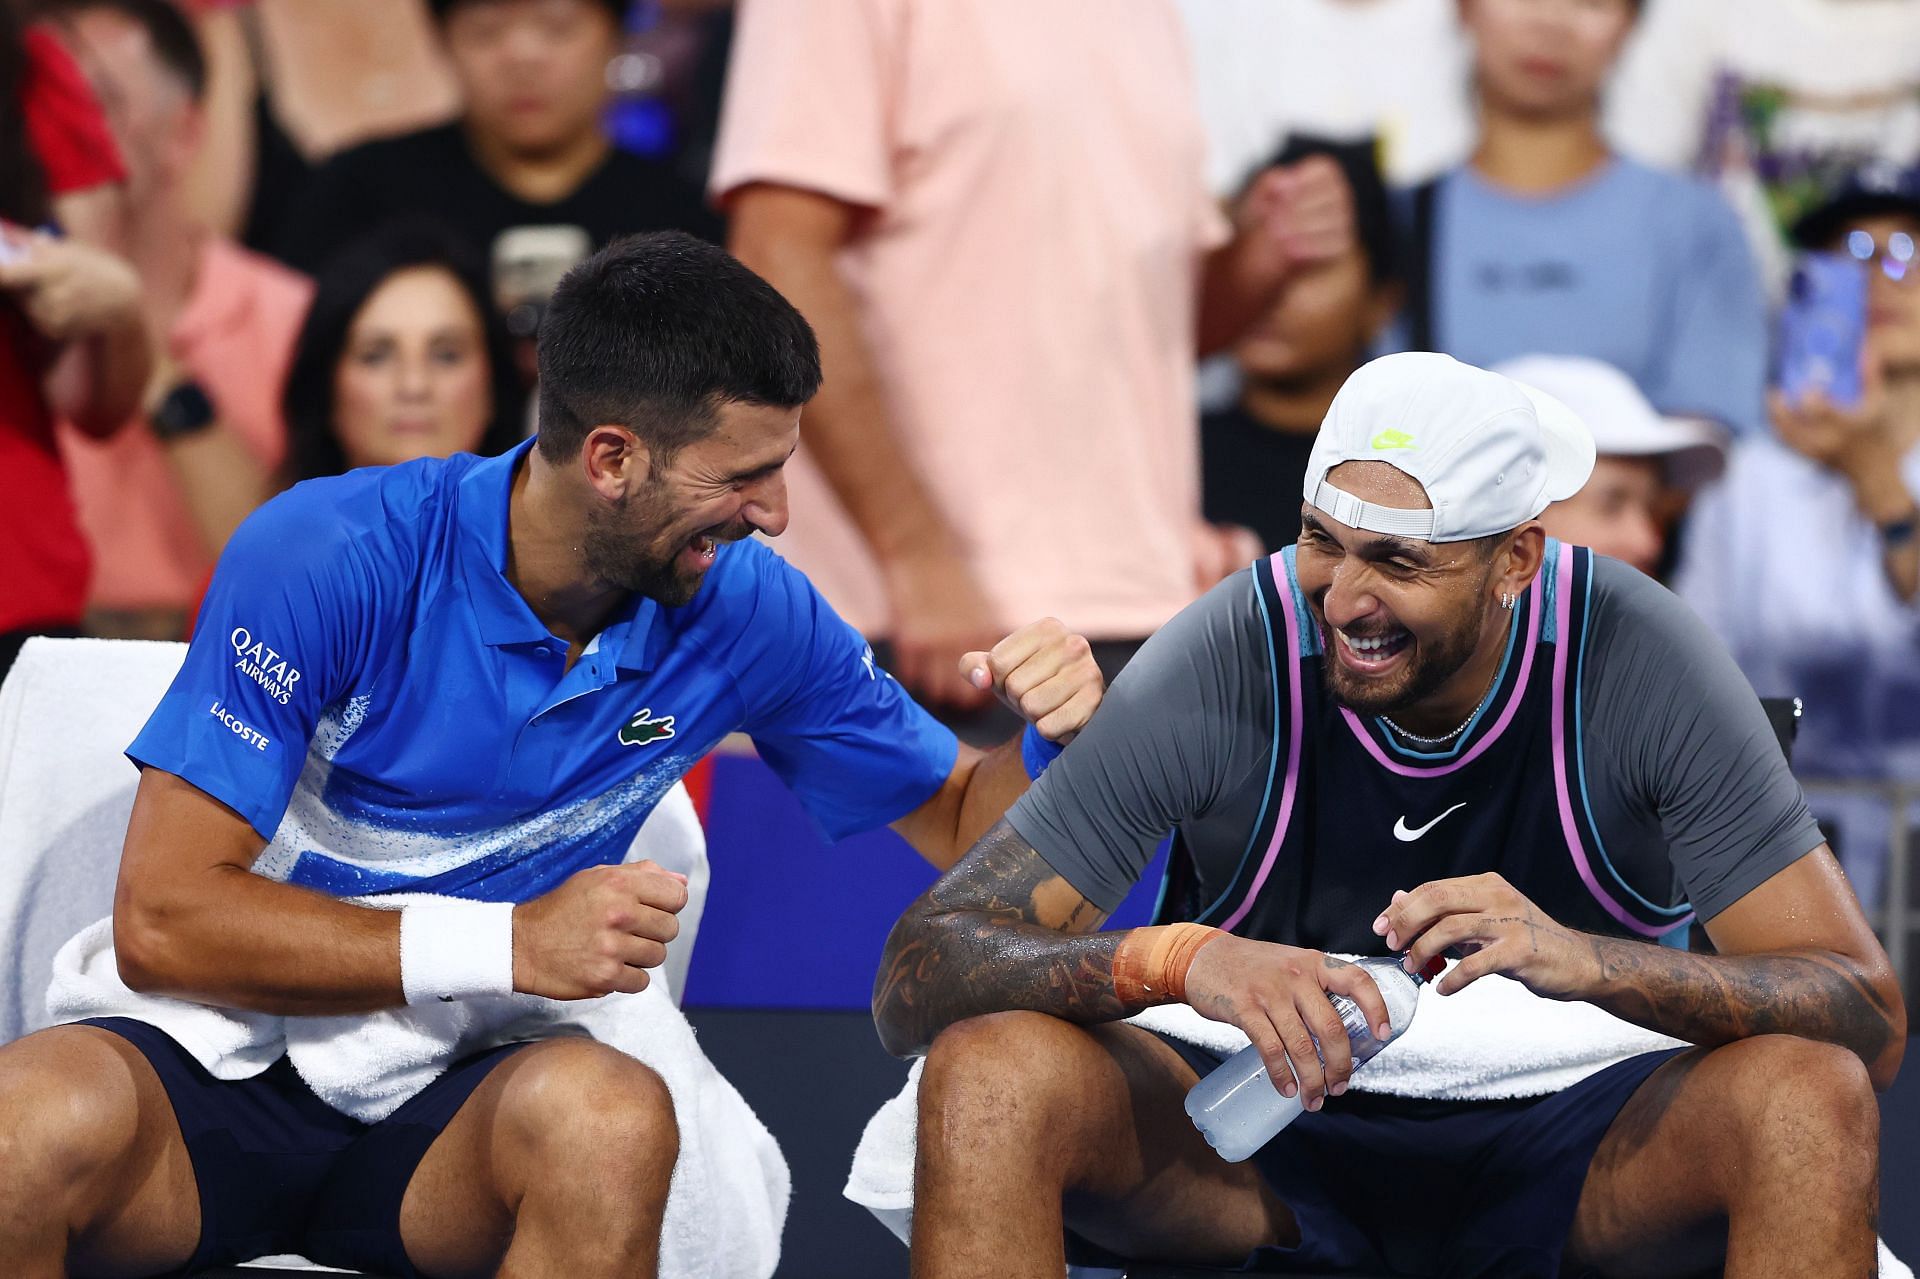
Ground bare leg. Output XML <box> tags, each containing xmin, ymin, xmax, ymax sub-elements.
<box><xmin>0</xmin><ymin>1026</ymin><xmax>200</xmax><ymax>1279</ymax></box>
<box><xmin>1568</xmin><ymin>1035</ymin><xmax>1879</xmax><ymax>1279</ymax></box>
<box><xmin>911</xmin><ymin>1011</ymin><xmax>1295</xmax><ymax>1279</ymax></box>
<box><xmin>397</xmin><ymin>1037</ymin><xmax>679</xmax><ymax>1278</ymax></box>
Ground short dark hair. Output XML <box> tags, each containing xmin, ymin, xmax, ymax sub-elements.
<box><xmin>427</xmin><ymin>0</ymin><xmax>626</xmax><ymax>24</ymax></box>
<box><xmin>1252</xmin><ymin>134</ymin><xmax>1400</xmax><ymax>287</ymax></box>
<box><xmin>282</xmin><ymin>219</ymin><xmax>527</xmax><ymax>482</ymax></box>
<box><xmin>534</xmin><ymin>231</ymin><xmax>822</xmax><ymax>465</ymax></box>
<box><xmin>43</xmin><ymin>0</ymin><xmax>206</xmax><ymax>100</ymax></box>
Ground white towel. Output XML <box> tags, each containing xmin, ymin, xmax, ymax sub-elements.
<box><xmin>845</xmin><ymin>961</ymin><xmax>1911</xmax><ymax>1276</ymax></box>
<box><xmin>49</xmin><ymin>916</ymin><xmax>788</xmax><ymax>1279</ymax></box>
<box><xmin>0</xmin><ymin>638</ymin><xmax>194</xmax><ymax>1045</ymax></box>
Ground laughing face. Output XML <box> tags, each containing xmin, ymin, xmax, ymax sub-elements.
<box><xmin>582</xmin><ymin>400</ymin><xmax>799</xmax><ymax>607</ymax></box>
<box><xmin>1293</xmin><ymin>461</ymin><xmax>1533</xmax><ymax>724</ymax></box>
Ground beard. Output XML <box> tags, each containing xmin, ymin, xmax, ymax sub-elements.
<box><xmin>582</xmin><ymin>485</ymin><xmax>750</xmax><ymax>608</ymax></box>
<box><xmin>1316</xmin><ymin>601</ymin><xmax>1488</xmax><ymax>719</ymax></box>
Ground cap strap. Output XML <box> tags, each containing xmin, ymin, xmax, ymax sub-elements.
<box><xmin>1307</xmin><ymin>478</ymin><xmax>1437</xmax><ymax>539</ymax></box>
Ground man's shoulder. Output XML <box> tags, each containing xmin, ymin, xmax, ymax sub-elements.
<box><xmin>1605</xmin><ymin>156</ymin><xmax>1743</xmax><ymax>230</ymax></box>
<box><xmin>236</xmin><ymin>456</ymin><xmax>468</xmax><ymax>588</ymax></box>
<box><xmin>1585</xmin><ymin>553</ymin><xmax>1693</xmax><ymax>632</ymax></box>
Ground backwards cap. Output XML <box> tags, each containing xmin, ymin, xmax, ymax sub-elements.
<box><xmin>1302</xmin><ymin>352</ymin><xmax>1596</xmax><ymax>543</ymax></box>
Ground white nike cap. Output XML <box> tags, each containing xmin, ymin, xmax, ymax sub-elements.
<box><xmin>1490</xmin><ymin>354</ymin><xmax>1727</xmax><ymax>492</ymax></box>
<box><xmin>1302</xmin><ymin>351</ymin><xmax>1597</xmax><ymax>543</ymax></box>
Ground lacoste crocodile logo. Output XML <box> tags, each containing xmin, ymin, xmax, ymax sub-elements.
<box><xmin>618</xmin><ymin>708</ymin><xmax>677</xmax><ymax>748</ymax></box>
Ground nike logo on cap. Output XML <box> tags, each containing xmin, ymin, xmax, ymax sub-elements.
<box><xmin>1393</xmin><ymin>802</ymin><xmax>1467</xmax><ymax>842</ymax></box>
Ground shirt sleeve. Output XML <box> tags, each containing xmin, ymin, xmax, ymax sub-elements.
<box><xmin>1647</xmin><ymin>181</ymin><xmax>1768</xmax><ymax>438</ymax></box>
<box><xmin>127</xmin><ymin>492</ymin><xmax>373</xmax><ymax>839</ymax></box>
<box><xmin>20</xmin><ymin>27</ymin><xmax>126</xmax><ymax>196</ymax></box>
<box><xmin>1007</xmin><ymin>571</ymin><xmax>1272</xmax><ymax>913</ymax></box>
<box><xmin>735</xmin><ymin>545</ymin><xmax>958</xmax><ymax>843</ymax></box>
<box><xmin>708</xmin><ymin>0</ymin><xmax>897</xmax><ymax>210</ymax></box>
<box><xmin>1583</xmin><ymin>558</ymin><xmax>1825</xmax><ymax>922</ymax></box>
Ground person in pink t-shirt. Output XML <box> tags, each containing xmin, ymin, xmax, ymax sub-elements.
<box><xmin>714</xmin><ymin>0</ymin><xmax>1348</xmax><ymax>741</ymax></box>
<box><xmin>48</xmin><ymin>0</ymin><xmax>311</xmax><ymax>640</ymax></box>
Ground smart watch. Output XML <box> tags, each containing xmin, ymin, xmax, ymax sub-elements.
<box><xmin>149</xmin><ymin>380</ymin><xmax>216</xmax><ymax>441</ymax></box>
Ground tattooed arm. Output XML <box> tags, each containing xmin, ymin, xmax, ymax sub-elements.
<box><xmin>873</xmin><ymin>819</ymin><xmax>1397</xmax><ymax>1109</ymax></box>
<box><xmin>1383</xmin><ymin>849</ymin><xmax>1906</xmax><ymax>1090</ymax></box>
<box><xmin>871</xmin><ymin>821</ymin><xmax>1125</xmax><ymax>1058</ymax></box>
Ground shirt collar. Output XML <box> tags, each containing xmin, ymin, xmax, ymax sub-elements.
<box><xmin>455</xmin><ymin>439</ymin><xmax>660</xmax><ymax>673</ymax></box>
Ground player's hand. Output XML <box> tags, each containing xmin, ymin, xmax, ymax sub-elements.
<box><xmin>1375</xmin><ymin>874</ymin><xmax>1598</xmax><ymax>1000</ymax></box>
<box><xmin>1192</xmin><ymin>521</ymin><xmax>1266</xmax><ymax>595</ymax></box>
<box><xmin>511</xmin><ymin>859</ymin><xmax>689</xmax><ymax>1000</ymax></box>
<box><xmin>0</xmin><ymin>232</ymin><xmax>143</xmax><ymax>343</ymax></box>
<box><xmin>882</xmin><ymin>545</ymin><xmax>1001</xmax><ymax>712</ymax></box>
<box><xmin>958</xmin><ymin>616</ymin><xmax>1103</xmax><ymax>743</ymax></box>
<box><xmin>1225</xmin><ymin>154</ymin><xmax>1356</xmax><ymax>292</ymax></box>
<box><xmin>1182</xmin><ymin>933</ymin><xmax>1391</xmax><ymax>1113</ymax></box>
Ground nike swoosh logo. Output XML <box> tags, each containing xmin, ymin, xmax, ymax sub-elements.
<box><xmin>1393</xmin><ymin>802</ymin><xmax>1467</xmax><ymax>842</ymax></box>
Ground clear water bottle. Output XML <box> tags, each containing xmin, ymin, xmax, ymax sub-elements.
<box><xmin>1185</xmin><ymin>954</ymin><xmax>1444</xmax><ymax>1161</ymax></box>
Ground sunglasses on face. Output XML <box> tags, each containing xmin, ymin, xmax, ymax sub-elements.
<box><xmin>1846</xmin><ymin>228</ymin><xmax>1916</xmax><ymax>282</ymax></box>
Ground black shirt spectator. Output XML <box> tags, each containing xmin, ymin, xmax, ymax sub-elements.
<box><xmin>271</xmin><ymin>0</ymin><xmax>720</xmax><ymax>326</ymax></box>
<box><xmin>274</xmin><ymin>120</ymin><xmax>718</xmax><ymax>277</ymax></box>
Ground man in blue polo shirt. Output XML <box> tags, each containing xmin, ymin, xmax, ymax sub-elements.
<box><xmin>0</xmin><ymin>232</ymin><xmax>1106</xmax><ymax>1277</ymax></box>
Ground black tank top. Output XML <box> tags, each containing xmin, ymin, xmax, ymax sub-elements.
<box><xmin>1152</xmin><ymin>542</ymin><xmax>1695</xmax><ymax>954</ymax></box>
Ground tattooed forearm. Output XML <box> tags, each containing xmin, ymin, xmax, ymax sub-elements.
<box><xmin>872</xmin><ymin>820</ymin><xmax>1127</xmax><ymax>1057</ymax></box>
<box><xmin>1586</xmin><ymin>935</ymin><xmax>1904</xmax><ymax>1085</ymax></box>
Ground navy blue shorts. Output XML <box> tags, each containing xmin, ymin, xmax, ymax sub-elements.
<box><xmin>79</xmin><ymin>1016</ymin><xmax>533</xmax><ymax>1277</ymax></box>
<box><xmin>1070</xmin><ymin>1036</ymin><xmax>1687</xmax><ymax>1278</ymax></box>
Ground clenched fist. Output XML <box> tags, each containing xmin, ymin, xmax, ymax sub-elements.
<box><xmin>959</xmin><ymin>617</ymin><xmax>1104</xmax><ymax>743</ymax></box>
<box><xmin>511</xmin><ymin>859</ymin><xmax>689</xmax><ymax>1000</ymax></box>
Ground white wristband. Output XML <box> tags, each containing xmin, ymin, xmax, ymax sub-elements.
<box><xmin>399</xmin><ymin>899</ymin><xmax>516</xmax><ymax>1005</ymax></box>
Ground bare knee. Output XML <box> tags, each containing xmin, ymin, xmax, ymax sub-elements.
<box><xmin>0</xmin><ymin>1028</ymin><xmax>147</xmax><ymax>1195</ymax></box>
<box><xmin>499</xmin><ymin>1040</ymin><xmax>679</xmax><ymax>1202</ymax></box>
<box><xmin>919</xmin><ymin>1011</ymin><xmax>1107</xmax><ymax>1177</ymax></box>
<box><xmin>1714</xmin><ymin>1036</ymin><xmax>1877</xmax><ymax>1187</ymax></box>
<box><xmin>923</xmin><ymin>1011</ymin><xmax>1092</xmax><ymax>1112</ymax></box>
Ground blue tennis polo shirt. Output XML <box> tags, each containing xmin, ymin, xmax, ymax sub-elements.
<box><xmin>129</xmin><ymin>440</ymin><xmax>959</xmax><ymax>903</ymax></box>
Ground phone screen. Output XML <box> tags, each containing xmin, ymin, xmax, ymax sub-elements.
<box><xmin>1776</xmin><ymin>252</ymin><xmax>1869</xmax><ymax>408</ymax></box>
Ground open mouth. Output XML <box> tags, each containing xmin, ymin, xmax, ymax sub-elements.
<box><xmin>679</xmin><ymin>532</ymin><xmax>719</xmax><ymax>570</ymax></box>
<box><xmin>1334</xmin><ymin>626</ymin><xmax>1411</xmax><ymax>675</ymax></box>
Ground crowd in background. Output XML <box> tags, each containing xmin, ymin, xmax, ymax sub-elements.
<box><xmin>2</xmin><ymin>0</ymin><xmax>1918</xmax><ymax>915</ymax></box>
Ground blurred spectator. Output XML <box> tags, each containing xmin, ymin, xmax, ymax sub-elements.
<box><xmin>1394</xmin><ymin>0</ymin><xmax>1769</xmax><ymax>440</ymax></box>
<box><xmin>1607</xmin><ymin>0</ymin><xmax>1920</xmax><ymax>296</ymax></box>
<box><xmin>0</xmin><ymin>10</ymin><xmax>149</xmax><ymax>681</ymax></box>
<box><xmin>1494</xmin><ymin>354</ymin><xmax>1726</xmax><ymax>578</ymax></box>
<box><xmin>1673</xmin><ymin>168</ymin><xmax>1920</xmax><ymax>908</ymax></box>
<box><xmin>716</xmin><ymin>0</ymin><xmax>1307</xmax><ymax>738</ymax></box>
<box><xmin>45</xmin><ymin>0</ymin><xmax>310</xmax><ymax>642</ymax></box>
<box><xmin>1202</xmin><ymin>135</ymin><xmax>1401</xmax><ymax>553</ymax></box>
<box><xmin>168</xmin><ymin>0</ymin><xmax>461</xmax><ymax>253</ymax></box>
<box><xmin>281</xmin><ymin>222</ymin><xmax>524</xmax><ymax>482</ymax></box>
<box><xmin>1179</xmin><ymin>0</ymin><xmax>1472</xmax><ymax>190</ymax></box>
<box><xmin>273</xmin><ymin>0</ymin><xmax>718</xmax><ymax>329</ymax></box>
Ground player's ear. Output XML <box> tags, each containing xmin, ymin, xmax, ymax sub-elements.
<box><xmin>580</xmin><ymin>424</ymin><xmax>653</xmax><ymax>498</ymax></box>
<box><xmin>1494</xmin><ymin>523</ymin><xmax>1547</xmax><ymax>600</ymax></box>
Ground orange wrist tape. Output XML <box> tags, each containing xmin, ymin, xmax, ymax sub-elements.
<box><xmin>1113</xmin><ymin>923</ymin><xmax>1219</xmax><ymax>1005</ymax></box>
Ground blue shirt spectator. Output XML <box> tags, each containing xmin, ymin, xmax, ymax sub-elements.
<box><xmin>1387</xmin><ymin>0</ymin><xmax>1768</xmax><ymax>440</ymax></box>
<box><xmin>1395</xmin><ymin>158</ymin><xmax>1768</xmax><ymax>437</ymax></box>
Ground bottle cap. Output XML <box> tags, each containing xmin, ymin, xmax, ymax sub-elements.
<box><xmin>1414</xmin><ymin>954</ymin><xmax>1446</xmax><ymax>983</ymax></box>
